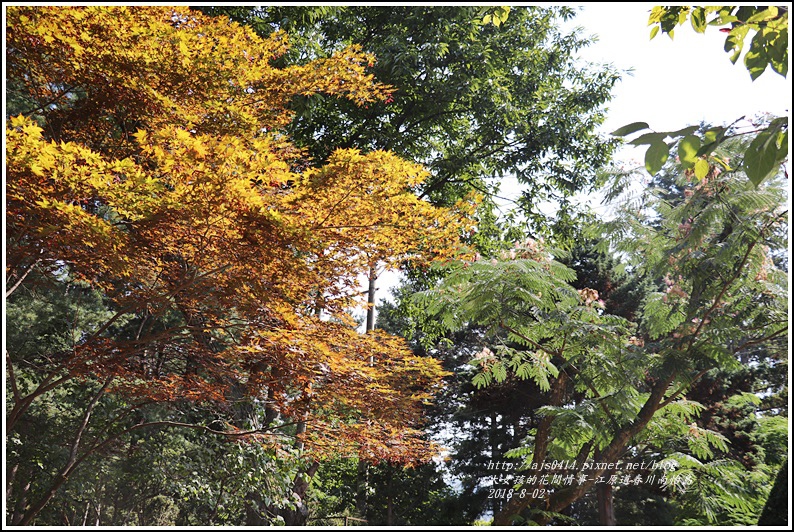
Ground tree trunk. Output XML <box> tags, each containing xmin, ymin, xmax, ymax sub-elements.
<box><xmin>492</xmin><ymin>373</ymin><xmax>675</xmax><ymax>525</ymax></box>
<box><xmin>281</xmin><ymin>460</ymin><xmax>320</xmax><ymax>525</ymax></box>
<box><xmin>6</xmin><ymin>462</ymin><xmax>18</xmax><ymax>505</ymax></box>
<box><xmin>386</xmin><ymin>467</ymin><xmax>394</xmax><ymax>526</ymax></box>
<box><xmin>758</xmin><ymin>459</ymin><xmax>788</xmax><ymax>525</ymax></box>
<box><xmin>11</xmin><ymin>475</ymin><xmax>30</xmax><ymax>525</ymax></box>
<box><xmin>356</xmin><ymin>458</ymin><xmax>369</xmax><ymax>519</ymax></box>
<box><xmin>366</xmin><ymin>264</ymin><xmax>377</xmax><ymax>333</ymax></box>
<box><xmin>357</xmin><ymin>263</ymin><xmax>378</xmax><ymax>519</ymax></box>
<box><xmin>81</xmin><ymin>500</ymin><xmax>91</xmax><ymax>526</ymax></box>
<box><xmin>16</xmin><ymin>378</ymin><xmax>111</xmax><ymax>525</ymax></box>
<box><xmin>597</xmin><ymin>483</ymin><xmax>615</xmax><ymax>525</ymax></box>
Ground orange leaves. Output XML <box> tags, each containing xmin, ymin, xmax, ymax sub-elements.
<box><xmin>7</xmin><ymin>6</ymin><xmax>465</xmax><ymax>466</ymax></box>
<box><xmin>250</xmin><ymin>317</ymin><xmax>448</xmax><ymax>463</ymax></box>
<box><xmin>282</xmin><ymin>148</ymin><xmax>470</xmax><ymax>286</ymax></box>
<box><xmin>7</xmin><ymin>6</ymin><xmax>393</xmax><ymax>153</ymax></box>
<box><xmin>302</xmin><ymin>420</ymin><xmax>442</xmax><ymax>466</ymax></box>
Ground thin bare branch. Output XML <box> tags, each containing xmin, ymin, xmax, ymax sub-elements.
<box><xmin>6</xmin><ymin>352</ymin><xmax>21</xmax><ymax>404</ymax></box>
<box><xmin>5</xmin><ymin>258</ymin><xmax>42</xmax><ymax>298</ymax></box>
<box><xmin>68</xmin><ymin>377</ymin><xmax>113</xmax><ymax>463</ymax></box>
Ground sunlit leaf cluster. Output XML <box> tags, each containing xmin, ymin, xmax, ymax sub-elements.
<box><xmin>6</xmin><ymin>5</ymin><xmax>469</xmax><ymax>470</ymax></box>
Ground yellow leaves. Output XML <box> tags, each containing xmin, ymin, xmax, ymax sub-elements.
<box><xmin>7</xmin><ymin>115</ymin><xmax>167</xmax><ymax>287</ymax></box>
<box><xmin>64</xmin><ymin>34</ymin><xmax>85</xmax><ymax>56</ymax></box>
<box><xmin>174</xmin><ymin>128</ymin><xmax>191</xmax><ymax>141</ymax></box>
<box><xmin>34</xmin><ymin>197</ymin><xmax>53</xmax><ymax>210</ymax></box>
<box><xmin>21</xmin><ymin>122</ymin><xmax>44</xmax><ymax>139</ymax></box>
<box><xmin>178</xmin><ymin>36</ymin><xmax>190</xmax><ymax>67</ymax></box>
<box><xmin>29</xmin><ymin>163</ymin><xmax>46</xmax><ymax>177</ymax></box>
<box><xmin>10</xmin><ymin>114</ymin><xmax>32</xmax><ymax>129</ymax></box>
<box><xmin>6</xmin><ymin>6</ymin><xmax>464</xmax><ymax>466</ymax></box>
<box><xmin>131</xmin><ymin>129</ymin><xmax>148</xmax><ymax>144</ymax></box>
<box><xmin>8</xmin><ymin>5</ymin><xmax>396</xmax><ymax>153</ymax></box>
<box><xmin>282</xmin><ymin>147</ymin><xmax>466</xmax><ymax>280</ymax></box>
<box><xmin>282</xmin><ymin>45</ymin><xmax>393</xmax><ymax>106</ymax></box>
<box><xmin>8</xmin><ymin>116</ymin><xmax>57</xmax><ymax>179</ymax></box>
<box><xmin>190</xmin><ymin>141</ymin><xmax>208</xmax><ymax>159</ymax></box>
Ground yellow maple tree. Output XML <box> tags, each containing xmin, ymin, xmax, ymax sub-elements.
<box><xmin>6</xmin><ymin>7</ymin><xmax>474</xmax><ymax>521</ymax></box>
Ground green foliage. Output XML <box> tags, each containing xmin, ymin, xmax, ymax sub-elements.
<box><xmin>648</xmin><ymin>6</ymin><xmax>789</xmax><ymax>79</ymax></box>
<box><xmin>381</xmin><ymin>280</ymin><xmax>557</xmax><ymax>522</ymax></box>
<box><xmin>7</xmin><ymin>5</ymin><xmax>788</xmax><ymax>526</ymax></box>
<box><xmin>753</xmin><ymin>416</ymin><xmax>788</xmax><ymax>467</ymax></box>
<box><xmin>664</xmin><ymin>455</ymin><xmax>774</xmax><ymax>525</ymax></box>
<box><xmin>645</xmin><ymin>138</ymin><xmax>672</xmax><ymax>175</ymax></box>
<box><xmin>743</xmin><ymin>118</ymin><xmax>789</xmax><ymax>185</ymax></box>
<box><xmin>198</xmin><ymin>5</ymin><xmax>620</xmax><ymax>239</ymax></box>
<box><xmin>415</xmin><ymin>238</ymin><xmax>648</xmax><ymax>463</ymax></box>
<box><xmin>414</xmin><ymin>238</ymin><xmax>641</xmax><ymax>406</ymax></box>
<box><xmin>641</xmin><ymin>292</ymin><xmax>687</xmax><ymax>339</ymax></box>
<box><xmin>420</xmin><ymin>128</ymin><xmax>788</xmax><ymax>524</ymax></box>
<box><xmin>306</xmin><ymin>458</ymin><xmax>470</xmax><ymax>525</ymax></box>
<box><xmin>596</xmin><ymin>146</ymin><xmax>788</xmax><ymax>525</ymax></box>
<box><xmin>619</xmin><ymin>7</ymin><xmax>789</xmax><ymax>186</ymax></box>
<box><xmin>758</xmin><ymin>460</ymin><xmax>788</xmax><ymax>525</ymax></box>
<box><xmin>6</xmin><ymin>387</ymin><xmax>302</xmax><ymax>525</ymax></box>
<box><xmin>561</xmin><ymin>236</ymin><xmax>651</xmax><ymax>322</ymax></box>
<box><xmin>612</xmin><ymin>116</ymin><xmax>788</xmax><ymax>186</ymax></box>
<box><xmin>6</xmin><ymin>275</ymin><xmax>125</xmax><ymax>365</ymax></box>
<box><xmin>477</xmin><ymin>6</ymin><xmax>512</xmax><ymax>28</ymax></box>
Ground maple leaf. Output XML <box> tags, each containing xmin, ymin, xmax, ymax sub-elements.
<box><xmin>6</xmin><ymin>5</ymin><xmax>468</xmax><ymax>479</ymax></box>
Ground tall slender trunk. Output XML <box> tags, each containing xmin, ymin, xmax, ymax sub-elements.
<box><xmin>81</xmin><ymin>500</ymin><xmax>91</xmax><ymax>526</ymax></box>
<box><xmin>357</xmin><ymin>263</ymin><xmax>378</xmax><ymax>519</ymax></box>
<box><xmin>366</xmin><ymin>264</ymin><xmax>377</xmax><ymax>334</ymax></box>
<box><xmin>11</xmin><ymin>475</ymin><xmax>30</xmax><ymax>525</ymax></box>
<box><xmin>6</xmin><ymin>462</ymin><xmax>18</xmax><ymax>505</ymax></box>
<box><xmin>386</xmin><ymin>467</ymin><xmax>394</xmax><ymax>526</ymax></box>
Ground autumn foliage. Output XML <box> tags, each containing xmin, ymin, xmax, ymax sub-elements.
<box><xmin>6</xmin><ymin>5</ymin><xmax>470</xmax><ymax>468</ymax></box>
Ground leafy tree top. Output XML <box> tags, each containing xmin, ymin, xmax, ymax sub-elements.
<box><xmin>197</xmin><ymin>5</ymin><xmax>621</xmax><ymax>238</ymax></box>
<box><xmin>6</xmin><ymin>5</ymin><xmax>472</xmax><ymax>465</ymax></box>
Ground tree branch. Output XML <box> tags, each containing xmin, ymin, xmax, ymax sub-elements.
<box><xmin>5</xmin><ymin>257</ymin><xmax>42</xmax><ymax>298</ymax></box>
<box><xmin>20</xmin><ymin>85</ymin><xmax>76</xmax><ymax>117</ymax></box>
<box><xmin>6</xmin><ymin>352</ymin><xmax>21</xmax><ymax>404</ymax></box>
<box><xmin>734</xmin><ymin>327</ymin><xmax>788</xmax><ymax>353</ymax></box>
<box><xmin>658</xmin><ymin>368</ymin><xmax>711</xmax><ymax>410</ymax></box>
<box><xmin>68</xmin><ymin>377</ymin><xmax>113</xmax><ymax>463</ymax></box>
<box><xmin>7</xmin><ymin>371</ymin><xmax>73</xmax><ymax>435</ymax></box>
<box><xmin>499</xmin><ymin>320</ymin><xmax>558</xmax><ymax>359</ymax></box>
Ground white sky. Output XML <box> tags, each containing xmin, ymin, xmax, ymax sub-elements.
<box><xmin>369</xmin><ymin>3</ymin><xmax>792</xmax><ymax>318</ymax></box>
<box><xmin>570</xmin><ymin>3</ymin><xmax>790</xmax><ymax>150</ymax></box>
